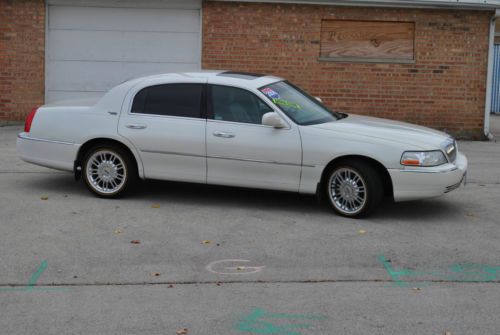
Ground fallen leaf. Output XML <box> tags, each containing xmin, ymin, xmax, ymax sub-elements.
<box><xmin>130</xmin><ymin>240</ymin><xmax>141</xmax><ymax>244</ymax></box>
<box><xmin>114</xmin><ymin>229</ymin><xmax>123</xmax><ymax>234</ymax></box>
<box><xmin>151</xmin><ymin>204</ymin><xmax>161</xmax><ymax>208</ymax></box>
<box><xmin>236</xmin><ymin>266</ymin><xmax>246</xmax><ymax>271</ymax></box>
<box><xmin>176</xmin><ymin>328</ymin><xmax>188</xmax><ymax>335</ymax></box>
<box><xmin>150</xmin><ymin>272</ymin><xmax>161</xmax><ymax>277</ymax></box>
<box><xmin>202</xmin><ymin>240</ymin><xmax>211</xmax><ymax>245</ymax></box>
<box><xmin>358</xmin><ymin>229</ymin><xmax>366</xmax><ymax>235</ymax></box>
<box><xmin>40</xmin><ymin>196</ymin><xmax>49</xmax><ymax>200</ymax></box>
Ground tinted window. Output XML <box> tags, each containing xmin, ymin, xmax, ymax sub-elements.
<box><xmin>131</xmin><ymin>84</ymin><xmax>203</xmax><ymax>118</ymax></box>
<box><xmin>211</xmin><ymin>85</ymin><xmax>273</xmax><ymax>125</ymax></box>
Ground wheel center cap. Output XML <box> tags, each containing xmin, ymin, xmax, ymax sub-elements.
<box><xmin>341</xmin><ymin>184</ymin><xmax>354</xmax><ymax>199</ymax></box>
<box><xmin>99</xmin><ymin>164</ymin><xmax>115</xmax><ymax>180</ymax></box>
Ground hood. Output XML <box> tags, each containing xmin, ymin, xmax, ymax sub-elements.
<box><xmin>310</xmin><ymin>114</ymin><xmax>452</xmax><ymax>150</ymax></box>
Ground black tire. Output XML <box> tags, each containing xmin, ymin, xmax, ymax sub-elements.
<box><xmin>82</xmin><ymin>144</ymin><xmax>137</xmax><ymax>198</ymax></box>
<box><xmin>324</xmin><ymin>159</ymin><xmax>383</xmax><ymax>218</ymax></box>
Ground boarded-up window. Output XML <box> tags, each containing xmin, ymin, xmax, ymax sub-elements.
<box><xmin>320</xmin><ymin>20</ymin><xmax>415</xmax><ymax>62</ymax></box>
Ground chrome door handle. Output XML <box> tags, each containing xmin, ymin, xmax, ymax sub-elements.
<box><xmin>126</xmin><ymin>124</ymin><xmax>147</xmax><ymax>129</ymax></box>
<box><xmin>213</xmin><ymin>131</ymin><xmax>235</xmax><ymax>138</ymax></box>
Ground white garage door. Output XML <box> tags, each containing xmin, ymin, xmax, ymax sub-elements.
<box><xmin>46</xmin><ymin>1</ymin><xmax>201</xmax><ymax>102</ymax></box>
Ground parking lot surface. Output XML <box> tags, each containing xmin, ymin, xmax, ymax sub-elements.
<box><xmin>1</xmin><ymin>123</ymin><xmax>500</xmax><ymax>335</ymax></box>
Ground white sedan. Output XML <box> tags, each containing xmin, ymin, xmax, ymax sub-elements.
<box><xmin>17</xmin><ymin>71</ymin><xmax>467</xmax><ymax>217</ymax></box>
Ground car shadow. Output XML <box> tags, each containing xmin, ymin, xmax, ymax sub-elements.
<box><xmin>20</xmin><ymin>173</ymin><xmax>461</xmax><ymax>220</ymax></box>
<box><xmin>370</xmin><ymin>197</ymin><xmax>460</xmax><ymax>222</ymax></box>
<box><xmin>138</xmin><ymin>179</ymin><xmax>324</xmax><ymax>215</ymax></box>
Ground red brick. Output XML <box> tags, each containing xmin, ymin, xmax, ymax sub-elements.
<box><xmin>0</xmin><ymin>0</ymin><xmax>44</xmax><ymax>122</ymax></box>
<box><xmin>202</xmin><ymin>1</ymin><xmax>490</xmax><ymax>139</ymax></box>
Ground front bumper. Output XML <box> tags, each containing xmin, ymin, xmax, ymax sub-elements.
<box><xmin>388</xmin><ymin>152</ymin><xmax>468</xmax><ymax>202</ymax></box>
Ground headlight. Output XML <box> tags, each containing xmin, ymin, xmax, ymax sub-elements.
<box><xmin>400</xmin><ymin>151</ymin><xmax>448</xmax><ymax>167</ymax></box>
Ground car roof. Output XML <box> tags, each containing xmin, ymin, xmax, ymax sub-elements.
<box><xmin>129</xmin><ymin>70</ymin><xmax>284</xmax><ymax>90</ymax></box>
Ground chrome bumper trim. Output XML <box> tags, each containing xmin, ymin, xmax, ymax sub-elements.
<box><xmin>18</xmin><ymin>133</ymin><xmax>75</xmax><ymax>146</ymax></box>
<box><xmin>399</xmin><ymin>166</ymin><xmax>458</xmax><ymax>174</ymax></box>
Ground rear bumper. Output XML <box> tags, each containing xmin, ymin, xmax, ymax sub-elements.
<box><xmin>388</xmin><ymin>152</ymin><xmax>468</xmax><ymax>202</ymax></box>
<box><xmin>16</xmin><ymin>133</ymin><xmax>79</xmax><ymax>172</ymax></box>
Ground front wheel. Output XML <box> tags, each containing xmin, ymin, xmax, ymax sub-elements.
<box><xmin>82</xmin><ymin>145</ymin><xmax>136</xmax><ymax>198</ymax></box>
<box><xmin>325</xmin><ymin>160</ymin><xmax>383</xmax><ymax>218</ymax></box>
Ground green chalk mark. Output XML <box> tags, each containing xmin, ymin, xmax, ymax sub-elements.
<box><xmin>445</xmin><ymin>263</ymin><xmax>500</xmax><ymax>282</ymax></box>
<box><xmin>0</xmin><ymin>260</ymin><xmax>67</xmax><ymax>293</ymax></box>
<box><xmin>27</xmin><ymin>259</ymin><xmax>48</xmax><ymax>289</ymax></box>
<box><xmin>263</xmin><ymin>311</ymin><xmax>326</xmax><ymax>321</ymax></box>
<box><xmin>236</xmin><ymin>308</ymin><xmax>326</xmax><ymax>335</ymax></box>
<box><xmin>377</xmin><ymin>255</ymin><xmax>431</xmax><ymax>287</ymax></box>
<box><xmin>378</xmin><ymin>255</ymin><xmax>500</xmax><ymax>287</ymax></box>
<box><xmin>378</xmin><ymin>255</ymin><xmax>410</xmax><ymax>287</ymax></box>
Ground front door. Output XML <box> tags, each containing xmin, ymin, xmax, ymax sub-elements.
<box><xmin>206</xmin><ymin>85</ymin><xmax>302</xmax><ymax>192</ymax></box>
<box><xmin>118</xmin><ymin>82</ymin><xmax>207</xmax><ymax>183</ymax></box>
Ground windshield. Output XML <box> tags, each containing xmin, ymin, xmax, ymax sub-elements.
<box><xmin>259</xmin><ymin>81</ymin><xmax>341</xmax><ymax>125</ymax></box>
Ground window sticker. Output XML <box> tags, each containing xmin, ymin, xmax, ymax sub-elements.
<box><xmin>261</xmin><ymin>87</ymin><xmax>280</xmax><ymax>99</ymax></box>
<box><xmin>272</xmin><ymin>98</ymin><xmax>302</xmax><ymax>110</ymax></box>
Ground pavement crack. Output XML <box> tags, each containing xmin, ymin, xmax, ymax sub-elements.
<box><xmin>0</xmin><ymin>171</ymin><xmax>67</xmax><ymax>174</ymax></box>
<box><xmin>0</xmin><ymin>279</ymin><xmax>499</xmax><ymax>288</ymax></box>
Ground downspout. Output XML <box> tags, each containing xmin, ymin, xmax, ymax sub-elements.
<box><xmin>484</xmin><ymin>9</ymin><xmax>500</xmax><ymax>140</ymax></box>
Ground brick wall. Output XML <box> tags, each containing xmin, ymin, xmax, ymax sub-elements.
<box><xmin>202</xmin><ymin>1</ymin><xmax>492</xmax><ymax>139</ymax></box>
<box><xmin>0</xmin><ymin>0</ymin><xmax>45</xmax><ymax>122</ymax></box>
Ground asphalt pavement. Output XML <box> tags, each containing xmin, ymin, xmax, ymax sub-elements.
<box><xmin>0</xmin><ymin>123</ymin><xmax>499</xmax><ymax>335</ymax></box>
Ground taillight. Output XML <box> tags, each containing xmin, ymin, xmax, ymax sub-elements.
<box><xmin>24</xmin><ymin>107</ymin><xmax>39</xmax><ymax>133</ymax></box>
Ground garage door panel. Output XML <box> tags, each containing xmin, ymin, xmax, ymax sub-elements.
<box><xmin>47</xmin><ymin>60</ymin><xmax>199</xmax><ymax>92</ymax></box>
<box><xmin>46</xmin><ymin>3</ymin><xmax>201</xmax><ymax>103</ymax></box>
<box><xmin>49</xmin><ymin>30</ymin><xmax>199</xmax><ymax>63</ymax></box>
<box><xmin>49</xmin><ymin>6</ymin><xmax>200</xmax><ymax>33</ymax></box>
<box><xmin>47</xmin><ymin>91</ymin><xmax>105</xmax><ymax>103</ymax></box>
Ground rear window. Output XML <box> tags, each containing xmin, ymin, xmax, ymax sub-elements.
<box><xmin>131</xmin><ymin>84</ymin><xmax>203</xmax><ymax>118</ymax></box>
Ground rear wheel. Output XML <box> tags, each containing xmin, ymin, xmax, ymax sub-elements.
<box><xmin>325</xmin><ymin>160</ymin><xmax>383</xmax><ymax>218</ymax></box>
<box><xmin>82</xmin><ymin>145</ymin><xmax>136</xmax><ymax>198</ymax></box>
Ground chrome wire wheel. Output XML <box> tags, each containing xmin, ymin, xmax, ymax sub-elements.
<box><xmin>85</xmin><ymin>150</ymin><xmax>127</xmax><ymax>195</ymax></box>
<box><xmin>328</xmin><ymin>167</ymin><xmax>367</xmax><ymax>215</ymax></box>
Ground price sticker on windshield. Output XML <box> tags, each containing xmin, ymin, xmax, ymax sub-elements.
<box><xmin>261</xmin><ymin>87</ymin><xmax>280</xmax><ymax>99</ymax></box>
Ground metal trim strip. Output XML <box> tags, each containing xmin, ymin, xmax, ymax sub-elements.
<box><xmin>140</xmin><ymin>149</ymin><xmax>315</xmax><ymax>167</ymax></box>
<box><xmin>17</xmin><ymin>133</ymin><xmax>75</xmax><ymax>146</ymax></box>
<box><xmin>398</xmin><ymin>167</ymin><xmax>458</xmax><ymax>173</ymax></box>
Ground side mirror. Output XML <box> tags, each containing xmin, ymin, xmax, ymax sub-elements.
<box><xmin>262</xmin><ymin>112</ymin><xmax>287</xmax><ymax>129</ymax></box>
<box><xmin>315</xmin><ymin>96</ymin><xmax>323</xmax><ymax>103</ymax></box>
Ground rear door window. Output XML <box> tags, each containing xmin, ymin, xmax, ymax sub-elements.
<box><xmin>131</xmin><ymin>84</ymin><xmax>203</xmax><ymax>118</ymax></box>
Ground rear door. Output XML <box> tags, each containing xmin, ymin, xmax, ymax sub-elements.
<box><xmin>118</xmin><ymin>81</ymin><xmax>207</xmax><ymax>183</ymax></box>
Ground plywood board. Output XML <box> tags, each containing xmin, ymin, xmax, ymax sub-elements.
<box><xmin>320</xmin><ymin>20</ymin><xmax>415</xmax><ymax>60</ymax></box>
